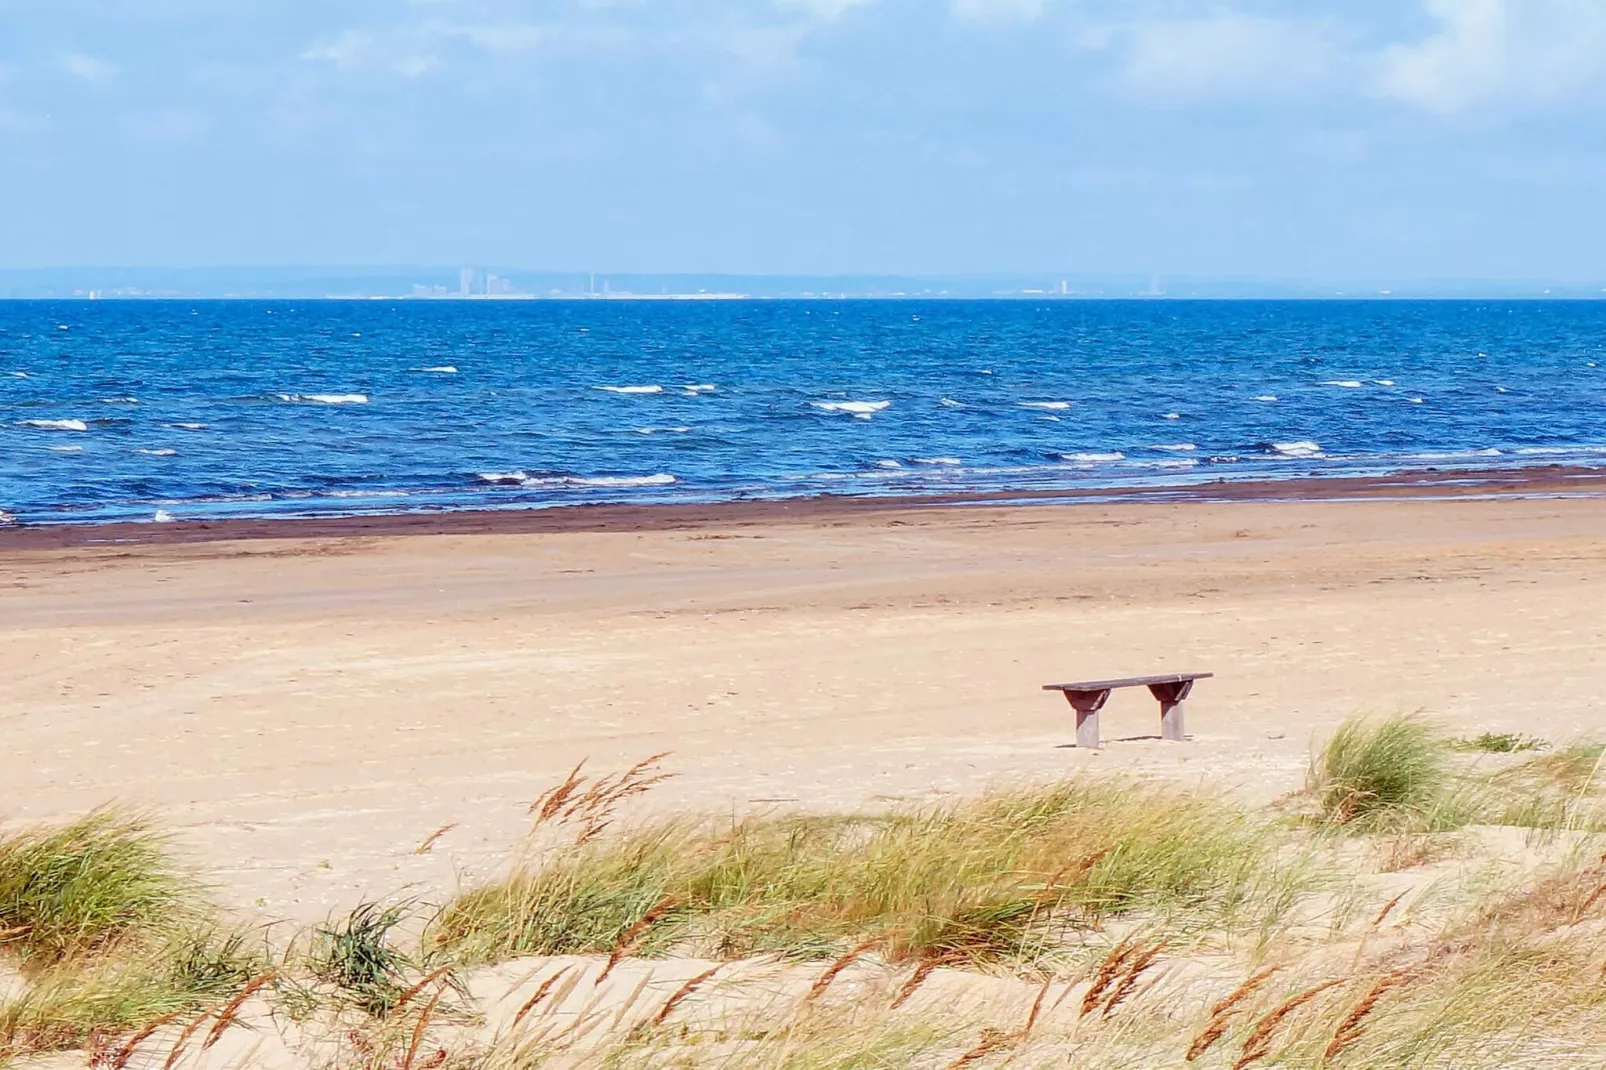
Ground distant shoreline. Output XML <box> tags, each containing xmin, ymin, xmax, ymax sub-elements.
<box><xmin>6</xmin><ymin>463</ymin><xmax>1604</xmax><ymax>550</ymax></box>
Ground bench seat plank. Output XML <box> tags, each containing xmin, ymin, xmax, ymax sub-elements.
<box><xmin>1043</xmin><ymin>672</ymin><xmax>1212</xmax><ymax>693</ymax></box>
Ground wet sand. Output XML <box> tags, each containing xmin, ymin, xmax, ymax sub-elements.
<box><xmin>5</xmin><ymin>475</ymin><xmax>1606</xmax><ymax>920</ymax></box>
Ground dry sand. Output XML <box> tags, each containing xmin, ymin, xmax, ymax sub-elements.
<box><xmin>5</xmin><ymin>489</ymin><xmax>1606</xmax><ymax>921</ymax></box>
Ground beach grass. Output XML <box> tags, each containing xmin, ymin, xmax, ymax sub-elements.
<box><xmin>0</xmin><ymin>808</ymin><xmax>196</xmax><ymax>968</ymax></box>
<box><xmin>426</xmin><ymin>778</ymin><xmax>1289</xmax><ymax>971</ymax></box>
<box><xmin>1308</xmin><ymin>713</ymin><xmax>1477</xmax><ymax>831</ymax></box>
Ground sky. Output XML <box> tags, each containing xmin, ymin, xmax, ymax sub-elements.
<box><xmin>3</xmin><ymin>0</ymin><xmax>1606</xmax><ymax>280</ymax></box>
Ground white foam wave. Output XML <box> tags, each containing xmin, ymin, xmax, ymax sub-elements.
<box><xmin>1021</xmin><ymin>401</ymin><xmax>1071</xmax><ymax>411</ymax></box>
<box><xmin>418</xmin><ymin>366</ymin><xmax>458</xmax><ymax>374</ymax></box>
<box><xmin>1512</xmin><ymin>446</ymin><xmax>1606</xmax><ymax>457</ymax></box>
<box><xmin>873</xmin><ymin>459</ymin><xmax>903</xmax><ymax>469</ymax></box>
<box><xmin>1270</xmin><ymin>441</ymin><xmax>1323</xmax><ymax>458</ymax></box>
<box><xmin>634</xmin><ymin>427</ymin><xmax>691</xmax><ymax>435</ymax></box>
<box><xmin>596</xmin><ymin>385</ymin><xmax>663</xmax><ymax>395</ymax></box>
<box><xmin>478</xmin><ymin>471</ymin><xmax>528</xmax><ymax>484</ymax></box>
<box><xmin>100</xmin><ymin>396</ymin><xmax>138</xmax><ymax>404</ymax></box>
<box><xmin>1161</xmin><ymin>412</ymin><xmax>1182</xmax><ymax>420</ymax></box>
<box><xmin>683</xmin><ymin>384</ymin><xmax>717</xmax><ymax>393</ymax></box>
<box><xmin>525</xmin><ymin>474</ymin><xmax>678</xmax><ymax>488</ymax></box>
<box><xmin>1408</xmin><ymin>397</ymin><xmax>1425</xmax><ymax>404</ymax></box>
<box><xmin>1127</xmin><ymin>459</ymin><xmax>1199</xmax><ymax>470</ymax></box>
<box><xmin>7</xmin><ymin>371</ymin><xmax>28</xmax><ymax>378</ymax></box>
<box><xmin>1403</xmin><ymin>448</ymin><xmax>1503</xmax><ymax>461</ymax></box>
<box><xmin>48</xmin><ymin>445</ymin><xmax>84</xmax><ymax>452</ymax></box>
<box><xmin>1060</xmin><ymin>452</ymin><xmax>1125</xmax><ymax>463</ymax></box>
<box><xmin>1254</xmin><ymin>395</ymin><xmax>1278</xmax><ymax>402</ymax></box>
<box><xmin>21</xmin><ymin>418</ymin><xmax>88</xmax><ymax>431</ymax></box>
<box><xmin>169</xmin><ymin>423</ymin><xmax>208</xmax><ymax>431</ymax></box>
<box><xmin>1152</xmin><ymin>443</ymin><xmax>1198</xmax><ymax>452</ymax></box>
<box><xmin>939</xmin><ymin>398</ymin><xmax>963</xmax><ymax>407</ymax></box>
<box><xmin>1321</xmin><ymin>380</ymin><xmax>1365</xmax><ymax>388</ymax></box>
<box><xmin>911</xmin><ymin>456</ymin><xmax>961</xmax><ymax>466</ymax></box>
<box><xmin>1373</xmin><ymin>379</ymin><xmax>1395</xmax><ymax>386</ymax></box>
<box><xmin>1038</xmin><ymin>415</ymin><xmax>1062</xmax><ymax>422</ymax></box>
<box><xmin>137</xmin><ymin>448</ymin><xmax>177</xmax><ymax>457</ymax></box>
<box><xmin>812</xmin><ymin>400</ymin><xmax>890</xmax><ymax>419</ymax></box>
<box><xmin>153</xmin><ymin>510</ymin><xmax>176</xmax><ymax>523</ymax></box>
<box><xmin>278</xmin><ymin>393</ymin><xmax>369</xmax><ymax>405</ymax></box>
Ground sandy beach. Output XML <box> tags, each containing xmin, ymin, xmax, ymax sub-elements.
<box><xmin>6</xmin><ymin>477</ymin><xmax>1606</xmax><ymax>922</ymax></box>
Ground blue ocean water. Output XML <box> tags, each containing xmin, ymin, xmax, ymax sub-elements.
<box><xmin>3</xmin><ymin>300</ymin><xmax>1605</xmax><ymax>524</ymax></box>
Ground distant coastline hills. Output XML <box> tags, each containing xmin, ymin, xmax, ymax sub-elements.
<box><xmin>1</xmin><ymin>267</ymin><xmax>1603</xmax><ymax>300</ymax></box>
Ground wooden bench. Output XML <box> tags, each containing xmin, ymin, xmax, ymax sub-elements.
<box><xmin>1043</xmin><ymin>673</ymin><xmax>1212</xmax><ymax>749</ymax></box>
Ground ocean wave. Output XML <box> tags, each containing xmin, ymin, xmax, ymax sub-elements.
<box><xmin>136</xmin><ymin>448</ymin><xmax>177</xmax><ymax>457</ymax></box>
<box><xmin>1512</xmin><ymin>445</ymin><xmax>1606</xmax><ymax>457</ymax></box>
<box><xmin>1021</xmin><ymin>401</ymin><xmax>1072</xmax><ymax>410</ymax></box>
<box><xmin>1254</xmin><ymin>395</ymin><xmax>1278</xmax><ymax>402</ymax></box>
<box><xmin>1374</xmin><ymin>379</ymin><xmax>1395</xmax><ymax>386</ymax></box>
<box><xmin>7</xmin><ymin>371</ymin><xmax>28</xmax><ymax>378</ymax></box>
<box><xmin>278</xmin><ymin>393</ymin><xmax>369</xmax><ymax>405</ymax></box>
<box><xmin>1401</xmin><ymin>448</ymin><xmax>1503</xmax><ymax>461</ymax></box>
<box><xmin>1268</xmin><ymin>440</ymin><xmax>1323</xmax><ymax>458</ymax></box>
<box><xmin>683</xmin><ymin>384</ymin><xmax>717</xmax><ymax>394</ymax></box>
<box><xmin>1321</xmin><ymin>380</ymin><xmax>1365</xmax><ymax>388</ymax></box>
<box><xmin>812</xmin><ymin>400</ymin><xmax>890</xmax><ymax>419</ymax></box>
<box><xmin>1161</xmin><ymin>412</ymin><xmax>1182</xmax><ymax>420</ymax></box>
<box><xmin>48</xmin><ymin>444</ymin><xmax>84</xmax><ymax>452</ymax></box>
<box><xmin>418</xmin><ymin>366</ymin><xmax>458</xmax><ymax>374</ymax></box>
<box><xmin>1125</xmin><ymin>459</ymin><xmax>1200</xmax><ymax>469</ymax></box>
<box><xmin>1152</xmin><ymin>443</ymin><xmax>1198</xmax><ymax>452</ymax></box>
<box><xmin>527</xmin><ymin>473</ymin><xmax>678</xmax><ymax>488</ymax></box>
<box><xmin>596</xmin><ymin>385</ymin><xmax>664</xmax><ymax>395</ymax></box>
<box><xmin>939</xmin><ymin>398</ymin><xmax>963</xmax><ymax>407</ymax></box>
<box><xmin>634</xmin><ymin>426</ymin><xmax>692</xmax><ymax>435</ymax></box>
<box><xmin>99</xmin><ymin>396</ymin><xmax>138</xmax><ymax>404</ymax></box>
<box><xmin>911</xmin><ymin>456</ymin><xmax>962</xmax><ymax>466</ymax></box>
<box><xmin>21</xmin><ymin>418</ymin><xmax>88</xmax><ymax>431</ymax></box>
<box><xmin>873</xmin><ymin>459</ymin><xmax>903</xmax><ymax>469</ymax></box>
<box><xmin>1059</xmin><ymin>451</ymin><xmax>1125</xmax><ymax>462</ymax></box>
<box><xmin>477</xmin><ymin>471</ymin><xmax>528</xmax><ymax>485</ymax></box>
<box><xmin>168</xmin><ymin>423</ymin><xmax>209</xmax><ymax>431</ymax></box>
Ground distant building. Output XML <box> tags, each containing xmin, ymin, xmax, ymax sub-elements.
<box><xmin>459</xmin><ymin>268</ymin><xmax>475</xmax><ymax>296</ymax></box>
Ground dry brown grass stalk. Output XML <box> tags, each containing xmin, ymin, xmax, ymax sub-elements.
<box><xmin>528</xmin><ymin>754</ymin><xmax>678</xmax><ymax>845</ymax></box>
<box><xmin>1081</xmin><ymin>939</ymin><xmax>1140</xmax><ymax>1016</ymax></box>
<box><xmin>648</xmin><ymin>964</ymin><xmax>722</xmax><ymax>1029</ymax></box>
<box><xmin>511</xmin><ymin>965</ymin><xmax>575</xmax><ymax>1031</ymax></box>
<box><xmin>1185</xmin><ymin>966</ymin><xmax>1281</xmax><ymax>1062</ymax></box>
<box><xmin>1101</xmin><ymin>940</ymin><xmax>1166</xmax><ymax>1017</ymax></box>
<box><xmin>891</xmin><ymin>957</ymin><xmax>949</xmax><ymax>1010</ymax></box>
<box><xmin>401</xmin><ymin>988</ymin><xmax>444</xmax><ymax>1070</ymax></box>
<box><xmin>947</xmin><ymin>1027</ymin><xmax>1013</xmax><ymax>1068</ymax></box>
<box><xmin>160</xmin><ymin>1008</ymin><xmax>211</xmax><ymax>1070</ymax></box>
<box><xmin>415</xmin><ymin>825</ymin><xmax>458</xmax><ymax>855</ymax></box>
<box><xmin>1324</xmin><ymin>967</ymin><xmax>1417</xmax><ymax>1060</ymax></box>
<box><xmin>806</xmin><ymin>939</ymin><xmax>880</xmax><ymax>1003</ymax></box>
<box><xmin>98</xmin><ymin>1012</ymin><xmax>182</xmax><ymax>1070</ymax></box>
<box><xmin>201</xmin><ymin>969</ymin><xmax>279</xmax><ymax>1051</ymax></box>
<box><xmin>1231</xmin><ymin>978</ymin><xmax>1348</xmax><ymax>1070</ymax></box>
<box><xmin>1024</xmin><ymin>976</ymin><xmax>1055</xmax><ymax>1036</ymax></box>
<box><xmin>1371</xmin><ymin>891</ymin><xmax>1408</xmax><ymax>928</ymax></box>
<box><xmin>598</xmin><ymin>895</ymin><xmax>680</xmax><ymax>983</ymax></box>
<box><xmin>393</xmin><ymin>965</ymin><xmax>459</xmax><ymax>1013</ymax></box>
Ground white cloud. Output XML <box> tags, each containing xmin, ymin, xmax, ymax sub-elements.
<box><xmin>775</xmin><ymin>0</ymin><xmax>876</xmax><ymax>18</ymax></box>
<box><xmin>1377</xmin><ymin>0</ymin><xmax>1606</xmax><ymax>112</ymax></box>
<box><xmin>1375</xmin><ymin>0</ymin><xmax>1505</xmax><ymax>112</ymax></box>
<box><xmin>1104</xmin><ymin>13</ymin><xmax>1346</xmax><ymax>104</ymax></box>
<box><xmin>63</xmin><ymin>52</ymin><xmax>118</xmax><ymax>83</ymax></box>
<box><xmin>301</xmin><ymin>19</ymin><xmax>540</xmax><ymax>78</ymax></box>
<box><xmin>950</xmin><ymin>0</ymin><xmax>1049</xmax><ymax>23</ymax></box>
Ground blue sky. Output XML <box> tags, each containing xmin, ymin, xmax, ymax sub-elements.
<box><xmin>3</xmin><ymin>0</ymin><xmax>1605</xmax><ymax>279</ymax></box>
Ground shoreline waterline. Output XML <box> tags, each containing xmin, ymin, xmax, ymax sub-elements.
<box><xmin>5</xmin><ymin>462</ymin><xmax>1605</xmax><ymax>549</ymax></box>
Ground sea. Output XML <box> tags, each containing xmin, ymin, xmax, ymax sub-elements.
<box><xmin>3</xmin><ymin>299</ymin><xmax>1604</xmax><ymax>525</ymax></box>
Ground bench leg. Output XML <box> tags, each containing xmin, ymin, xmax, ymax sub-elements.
<box><xmin>1148</xmin><ymin>680</ymin><xmax>1196</xmax><ymax>743</ymax></box>
<box><xmin>1063</xmin><ymin>689</ymin><xmax>1112</xmax><ymax>749</ymax></box>
<box><xmin>1159</xmin><ymin>700</ymin><xmax>1186</xmax><ymax>742</ymax></box>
